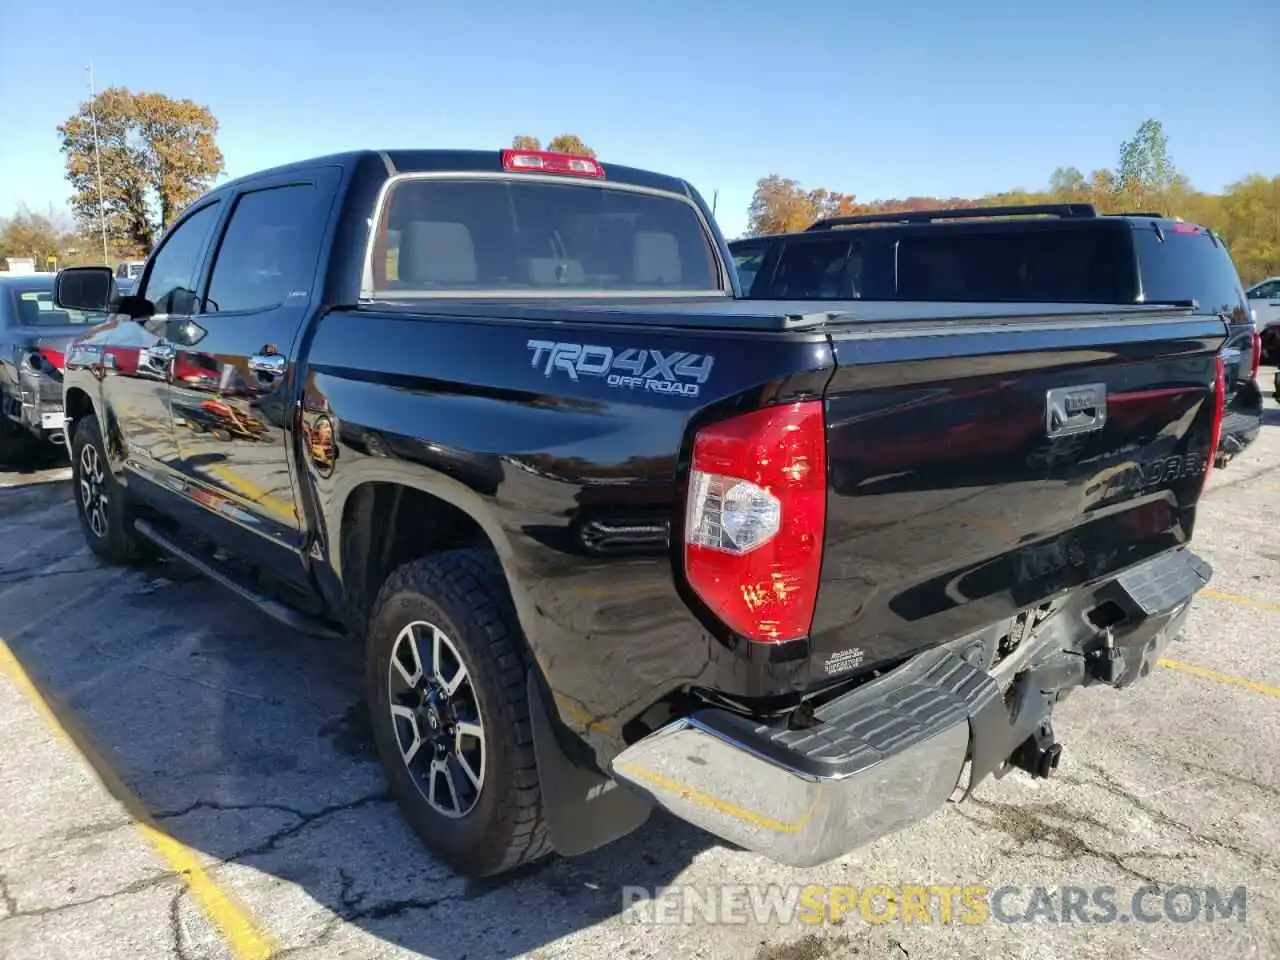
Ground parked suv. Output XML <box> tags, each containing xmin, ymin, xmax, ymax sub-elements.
<box><xmin>1246</xmin><ymin>276</ymin><xmax>1280</xmax><ymax>363</ymax></box>
<box><xmin>730</xmin><ymin>204</ymin><xmax>1263</xmax><ymax>467</ymax></box>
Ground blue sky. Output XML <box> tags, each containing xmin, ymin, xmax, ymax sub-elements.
<box><xmin>1</xmin><ymin>0</ymin><xmax>1276</xmax><ymax>240</ymax></box>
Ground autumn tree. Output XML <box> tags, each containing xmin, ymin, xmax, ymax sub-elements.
<box><xmin>58</xmin><ymin>87</ymin><xmax>224</xmax><ymax>259</ymax></box>
<box><xmin>1217</xmin><ymin>175</ymin><xmax>1280</xmax><ymax>283</ymax></box>
<box><xmin>746</xmin><ymin>175</ymin><xmax>813</xmax><ymax>235</ymax></box>
<box><xmin>0</xmin><ymin>205</ymin><xmax>76</xmax><ymax>268</ymax></box>
<box><xmin>510</xmin><ymin>134</ymin><xmax>597</xmax><ymax>157</ymax></box>
<box><xmin>544</xmin><ymin>134</ymin><xmax>595</xmax><ymax>157</ymax></box>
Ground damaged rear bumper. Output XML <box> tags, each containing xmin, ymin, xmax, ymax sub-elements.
<box><xmin>4</xmin><ymin>368</ymin><xmax>68</xmax><ymax>442</ymax></box>
<box><xmin>610</xmin><ymin>547</ymin><xmax>1211</xmax><ymax>867</ymax></box>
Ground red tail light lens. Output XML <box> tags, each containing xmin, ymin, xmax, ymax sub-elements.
<box><xmin>1250</xmin><ymin>329</ymin><xmax>1262</xmax><ymax>380</ymax></box>
<box><xmin>1200</xmin><ymin>353</ymin><xmax>1227</xmax><ymax>494</ymax></box>
<box><xmin>39</xmin><ymin>347</ymin><xmax>65</xmax><ymax>371</ymax></box>
<box><xmin>684</xmin><ymin>400</ymin><xmax>826</xmax><ymax>643</ymax></box>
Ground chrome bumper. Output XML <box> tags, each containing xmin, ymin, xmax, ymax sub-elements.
<box><xmin>612</xmin><ymin>647</ymin><xmax>994</xmax><ymax>867</ymax></box>
<box><xmin>610</xmin><ymin>548</ymin><xmax>1211</xmax><ymax>868</ymax></box>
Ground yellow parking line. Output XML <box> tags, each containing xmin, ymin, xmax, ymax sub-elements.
<box><xmin>0</xmin><ymin>639</ymin><xmax>278</xmax><ymax>959</ymax></box>
<box><xmin>1201</xmin><ymin>588</ymin><xmax>1280</xmax><ymax>615</ymax></box>
<box><xmin>1159</xmin><ymin>657</ymin><xmax>1280</xmax><ymax>700</ymax></box>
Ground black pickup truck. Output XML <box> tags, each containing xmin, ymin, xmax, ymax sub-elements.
<box><xmin>731</xmin><ymin>205</ymin><xmax>1262</xmax><ymax>468</ymax></box>
<box><xmin>54</xmin><ymin>148</ymin><xmax>1224</xmax><ymax>879</ymax></box>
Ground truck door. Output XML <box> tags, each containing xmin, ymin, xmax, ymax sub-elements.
<box><xmin>168</xmin><ymin>167</ymin><xmax>339</xmax><ymax>587</ymax></box>
<box><xmin>105</xmin><ymin>199</ymin><xmax>225</xmax><ymax>483</ymax></box>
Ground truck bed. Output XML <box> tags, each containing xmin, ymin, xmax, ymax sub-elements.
<box><xmin>308</xmin><ymin>299</ymin><xmax>1226</xmax><ymax>730</ymax></box>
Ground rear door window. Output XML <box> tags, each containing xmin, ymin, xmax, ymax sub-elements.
<box><xmin>371</xmin><ymin>178</ymin><xmax>722</xmax><ymax>297</ymax></box>
<box><xmin>1133</xmin><ymin>225</ymin><xmax>1249</xmax><ymax>320</ymax></box>
<box><xmin>731</xmin><ymin>244</ymin><xmax>769</xmax><ymax>294</ymax></box>
<box><xmin>769</xmin><ymin>238</ymin><xmax>860</xmax><ymax>299</ymax></box>
<box><xmin>204</xmin><ymin>183</ymin><xmax>326</xmax><ymax>314</ymax></box>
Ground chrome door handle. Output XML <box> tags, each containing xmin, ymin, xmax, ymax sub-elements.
<box><xmin>248</xmin><ymin>354</ymin><xmax>287</xmax><ymax>375</ymax></box>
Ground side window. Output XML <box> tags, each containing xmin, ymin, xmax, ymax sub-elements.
<box><xmin>141</xmin><ymin>203</ymin><xmax>222</xmax><ymax>315</ymax></box>
<box><xmin>731</xmin><ymin>246</ymin><xmax>769</xmax><ymax>294</ymax></box>
<box><xmin>204</xmin><ymin>184</ymin><xmax>320</xmax><ymax>314</ymax></box>
<box><xmin>770</xmin><ymin>239</ymin><xmax>858</xmax><ymax>299</ymax></box>
<box><xmin>1248</xmin><ymin>280</ymin><xmax>1280</xmax><ymax>299</ymax></box>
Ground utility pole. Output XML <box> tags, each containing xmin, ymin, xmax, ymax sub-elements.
<box><xmin>711</xmin><ymin>190</ymin><xmax>719</xmax><ymax>216</ymax></box>
<box><xmin>87</xmin><ymin>62</ymin><xmax>110</xmax><ymax>265</ymax></box>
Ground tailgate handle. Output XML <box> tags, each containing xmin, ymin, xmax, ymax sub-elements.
<box><xmin>1045</xmin><ymin>383</ymin><xmax>1107</xmax><ymax>438</ymax></box>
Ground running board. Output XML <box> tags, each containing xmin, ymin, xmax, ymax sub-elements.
<box><xmin>133</xmin><ymin>519</ymin><xmax>346</xmax><ymax>641</ymax></box>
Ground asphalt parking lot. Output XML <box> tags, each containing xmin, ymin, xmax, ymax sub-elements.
<box><xmin>1</xmin><ymin>388</ymin><xmax>1278</xmax><ymax>960</ymax></box>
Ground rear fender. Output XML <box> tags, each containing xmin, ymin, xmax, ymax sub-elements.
<box><xmin>323</xmin><ymin>464</ymin><xmax>540</xmax><ymax>650</ymax></box>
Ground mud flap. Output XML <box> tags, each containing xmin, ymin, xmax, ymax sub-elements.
<box><xmin>527</xmin><ymin>672</ymin><xmax>653</xmax><ymax>857</ymax></box>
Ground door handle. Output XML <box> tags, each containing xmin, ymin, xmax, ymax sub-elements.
<box><xmin>248</xmin><ymin>353</ymin><xmax>287</xmax><ymax>375</ymax></box>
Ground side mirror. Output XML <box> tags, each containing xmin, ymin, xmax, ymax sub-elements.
<box><xmin>54</xmin><ymin>266</ymin><xmax>116</xmax><ymax>312</ymax></box>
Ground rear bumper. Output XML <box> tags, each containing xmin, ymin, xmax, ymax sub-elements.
<box><xmin>1219</xmin><ymin>380</ymin><xmax>1263</xmax><ymax>459</ymax></box>
<box><xmin>11</xmin><ymin>369</ymin><xmax>67</xmax><ymax>440</ymax></box>
<box><xmin>610</xmin><ymin>547</ymin><xmax>1210</xmax><ymax>867</ymax></box>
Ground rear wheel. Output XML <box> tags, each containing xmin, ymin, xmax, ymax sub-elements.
<box><xmin>71</xmin><ymin>416</ymin><xmax>144</xmax><ymax>564</ymax></box>
<box><xmin>365</xmin><ymin>549</ymin><xmax>551</xmax><ymax>878</ymax></box>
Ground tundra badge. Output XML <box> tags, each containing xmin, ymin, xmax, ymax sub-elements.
<box><xmin>1045</xmin><ymin>383</ymin><xmax>1107</xmax><ymax>438</ymax></box>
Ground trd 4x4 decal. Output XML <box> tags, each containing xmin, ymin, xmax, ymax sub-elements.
<box><xmin>527</xmin><ymin>340</ymin><xmax>715</xmax><ymax>398</ymax></box>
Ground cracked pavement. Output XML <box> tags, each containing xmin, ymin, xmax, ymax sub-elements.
<box><xmin>1</xmin><ymin>387</ymin><xmax>1279</xmax><ymax>960</ymax></box>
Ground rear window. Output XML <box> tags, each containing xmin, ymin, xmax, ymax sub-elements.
<box><xmin>894</xmin><ymin>228</ymin><xmax>1134</xmax><ymax>302</ymax></box>
<box><xmin>1132</xmin><ymin>226</ymin><xmax>1248</xmax><ymax>318</ymax></box>
<box><xmin>370</xmin><ymin>178</ymin><xmax>722</xmax><ymax>297</ymax></box>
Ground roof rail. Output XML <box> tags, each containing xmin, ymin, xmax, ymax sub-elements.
<box><xmin>806</xmin><ymin>203</ymin><xmax>1099</xmax><ymax>231</ymax></box>
<box><xmin>1104</xmin><ymin>211</ymin><xmax>1166</xmax><ymax>218</ymax></box>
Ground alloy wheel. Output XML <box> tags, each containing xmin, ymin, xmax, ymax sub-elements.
<box><xmin>79</xmin><ymin>442</ymin><xmax>109</xmax><ymax>540</ymax></box>
<box><xmin>388</xmin><ymin>620</ymin><xmax>486</xmax><ymax>818</ymax></box>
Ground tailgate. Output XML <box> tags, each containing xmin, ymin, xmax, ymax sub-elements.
<box><xmin>808</xmin><ymin>306</ymin><xmax>1226</xmax><ymax>680</ymax></box>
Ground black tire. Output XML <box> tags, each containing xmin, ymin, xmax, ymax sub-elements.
<box><xmin>70</xmin><ymin>415</ymin><xmax>144</xmax><ymax>564</ymax></box>
<box><xmin>0</xmin><ymin>406</ymin><xmax>32</xmax><ymax>464</ymax></box>
<box><xmin>366</xmin><ymin>549</ymin><xmax>550</xmax><ymax>878</ymax></box>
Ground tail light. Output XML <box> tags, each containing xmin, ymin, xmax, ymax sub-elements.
<box><xmin>1200</xmin><ymin>353</ymin><xmax>1227</xmax><ymax>494</ymax></box>
<box><xmin>1250</xmin><ymin>328</ymin><xmax>1262</xmax><ymax>380</ymax></box>
<box><xmin>683</xmin><ymin>400</ymin><xmax>826</xmax><ymax>643</ymax></box>
<box><xmin>21</xmin><ymin>348</ymin><xmax>65</xmax><ymax>374</ymax></box>
<box><xmin>40</xmin><ymin>347</ymin><xmax>65</xmax><ymax>371</ymax></box>
<box><xmin>501</xmin><ymin>149</ymin><xmax>604</xmax><ymax>178</ymax></box>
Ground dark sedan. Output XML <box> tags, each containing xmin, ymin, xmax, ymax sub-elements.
<box><xmin>0</xmin><ymin>273</ymin><xmax>110</xmax><ymax>453</ymax></box>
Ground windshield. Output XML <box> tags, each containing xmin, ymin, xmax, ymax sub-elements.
<box><xmin>9</xmin><ymin>285</ymin><xmax>111</xmax><ymax>327</ymax></box>
<box><xmin>370</xmin><ymin>177</ymin><xmax>723</xmax><ymax>297</ymax></box>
